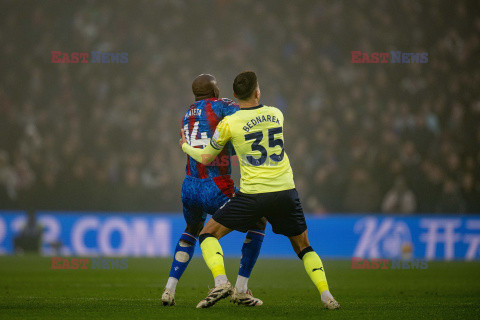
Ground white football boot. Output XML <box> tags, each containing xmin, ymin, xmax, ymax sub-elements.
<box><xmin>161</xmin><ymin>288</ymin><xmax>176</xmax><ymax>306</ymax></box>
<box><xmin>321</xmin><ymin>290</ymin><xmax>340</xmax><ymax>309</ymax></box>
<box><xmin>230</xmin><ymin>288</ymin><xmax>263</xmax><ymax>306</ymax></box>
<box><xmin>196</xmin><ymin>282</ymin><xmax>233</xmax><ymax>308</ymax></box>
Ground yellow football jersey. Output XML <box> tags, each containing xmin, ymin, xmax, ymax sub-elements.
<box><xmin>210</xmin><ymin>104</ymin><xmax>295</xmax><ymax>194</ymax></box>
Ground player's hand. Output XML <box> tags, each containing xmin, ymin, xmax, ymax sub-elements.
<box><xmin>179</xmin><ymin>128</ymin><xmax>187</xmax><ymax>148</ymax></box>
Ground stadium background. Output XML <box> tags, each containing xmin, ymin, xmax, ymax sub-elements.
<box><xmin>1</xmin><ymin>2</ymin><xmax>480</xmax><ymax>319</ymax></box>
<box><xmin>0</xmin><ymin>0</ymin><xmax>479</xmax><ymax>260</ymax></box>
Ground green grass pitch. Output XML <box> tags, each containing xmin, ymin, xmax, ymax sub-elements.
<box><xmin>0</xmin><ymin>256</ymin><xmax>479</xmax><ymax>319</ymax></box>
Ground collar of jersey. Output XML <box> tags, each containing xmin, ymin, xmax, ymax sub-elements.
<box><xmin>240</xmin><ymin>104</ymin><xmax>263</xmax><ymax>110</ymax></box>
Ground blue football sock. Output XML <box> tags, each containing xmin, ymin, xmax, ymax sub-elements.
<box><xmin>166</xmin><ymin>232</ymin><xmax>197</xmax><ymax>291</ymax></box>
<box><xmin>236</xmin><ymin>229</ymin><xmax>264</xmax><ymax>292</ymax></box>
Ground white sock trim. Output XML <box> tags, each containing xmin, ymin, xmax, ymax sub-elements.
<box><xmin>321</xmin><ymin>290</ymin><xmax>333</xmax><ymax>302</ymax></box>
<box><xmin>166</xmin><ymin>277</ymin><xmax>178</xmax><ymax>291</ymax></box>
<box><xmin>214</xmin><ymin>274</ymin><xmax>228</xmax><ymax>287</ymax></box>
<box><xmin>235</xmin><ymin>275</ymin><xmax>249</xmax><ymax>293</ymax></box>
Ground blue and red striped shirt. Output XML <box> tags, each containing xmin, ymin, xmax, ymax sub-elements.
<box><xmin>182</xmin><ymin>98</ymin><xmax>239</xmax><ymax>179</ymax></box>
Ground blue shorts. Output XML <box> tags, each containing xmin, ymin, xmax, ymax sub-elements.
<box><xmin>181</xmin><ymin>175</ymin><xmax>237</xmax><ymax>225</ymax></box>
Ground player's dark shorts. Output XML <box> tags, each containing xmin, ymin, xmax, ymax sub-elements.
<box><xmin>181</xmin><ymin>175</ymin><xmax>237</xmax><ymax>224</ymax></box>
<box><xmin>212</xmin><ymin>188</ymin><xmax>307</xmax><ymax>237</ymax></box>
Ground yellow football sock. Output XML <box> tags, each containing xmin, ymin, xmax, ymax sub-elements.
<box><xmin>302</xmin><ymin>251</ymin><xmax>329</xmax><ymax>294</ymax></box>
<box><xmin>200</xmin><ymin>236</ymin><xmax>226</xmax><ymax>279</ymax></box>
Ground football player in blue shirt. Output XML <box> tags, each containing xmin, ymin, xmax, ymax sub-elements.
<box><xmin>162</xmin><ymin>74</ymin><xmax>265</xmax><ymax>307</ymax></box>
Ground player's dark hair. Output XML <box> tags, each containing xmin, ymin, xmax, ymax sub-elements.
<box><xmin>233</xmin><ymin>71</ymin><xmax>258</xmax><ymax>100</ymax></box>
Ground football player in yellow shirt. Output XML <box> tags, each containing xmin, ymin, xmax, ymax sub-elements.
<box><xmin>180</xmin><ymin>71</ymin><xmax>340</xmax><ymax>310</ymax></box>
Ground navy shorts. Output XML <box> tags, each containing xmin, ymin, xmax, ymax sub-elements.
<box><xmin>181</xmin><ymin>175</ymin><xmax>237</xmax><ymax>225</ymax></box>
<box><xmin>212</xmin><ymin>188</ymin><xmax>307</xmax><ymax>237</ymax></box>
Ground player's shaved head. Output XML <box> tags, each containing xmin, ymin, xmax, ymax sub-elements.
<box><xmin>192</xmin><ymin>74</ymin><xmax>219</xmax><ymax>101</ymax></box>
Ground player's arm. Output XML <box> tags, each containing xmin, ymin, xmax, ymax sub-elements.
<box><xmin>180</xmin><ymin>132</ymin><xmax>221</xmax><ymax>165</ymax></box>
<box><xmin>179</xmin><ymin>118</ymin><xmax>232</xmax><ymax>165</ymax></box>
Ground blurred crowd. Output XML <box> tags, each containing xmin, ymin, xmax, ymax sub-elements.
<box><xmin>0</xmin><ymin>0</ymin><xmax>479</xmax><ymax>213</ymax></box>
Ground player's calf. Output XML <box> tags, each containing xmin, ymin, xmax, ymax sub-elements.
<box><xmin>293</xmin><ymin>233</ymin><xmax>340</xmax><ymax>310</ymax></box>
<box><xmin>163</xmin><ymin>230</ymin><xmax>199</xmax><ymax>306</ymax></box>
<box><xmin>235</xmin><ymin>229</ymin><xmax>264</xmax><ymax>294</ymax></box>
<box><xmin>196</xmin><ymin>233</ymin><xmax>233</xmax><ymax>308</ymax></box>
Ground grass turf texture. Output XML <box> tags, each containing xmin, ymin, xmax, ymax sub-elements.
<box><xmin>0</xmin><ymin>256</ymin><xmax>479</xmax><ymax>319</ymax></box>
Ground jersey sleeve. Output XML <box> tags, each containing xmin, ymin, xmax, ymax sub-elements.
<box><xmin>182</xmin><ymin>142</ymin><xmax>221</xmax><ymax>164</ymax></box>
<box><xmin>221</xmin><ymin>98</ymin><xmax>240</xmax><ymax>117</ymax></box>
<box><xmin>210</xmin><ymin>117</ymin><xmax>232</xmax><ymax>150</ymax></box>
